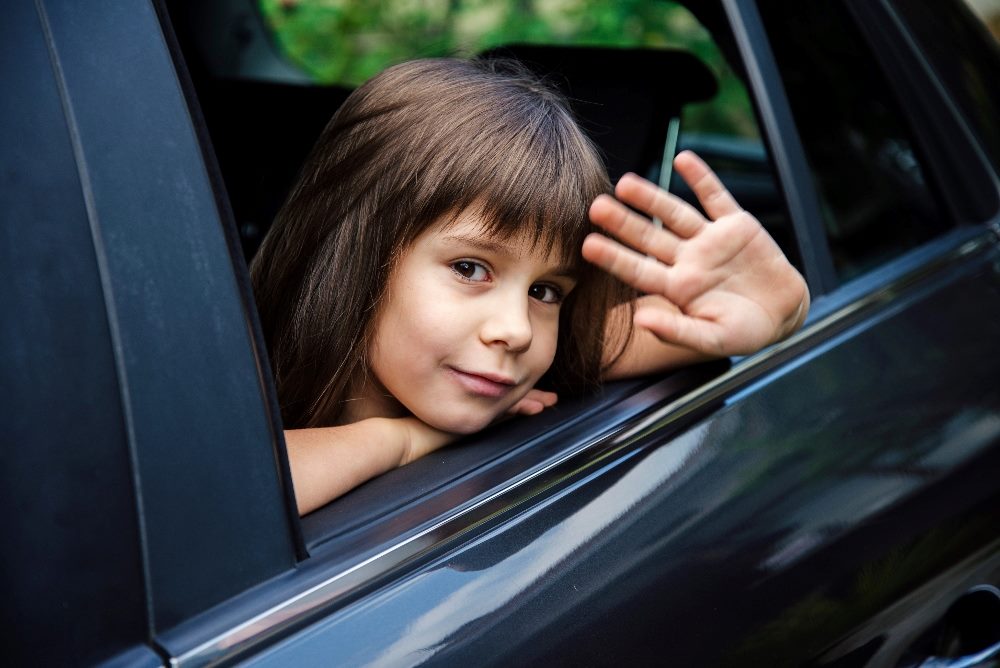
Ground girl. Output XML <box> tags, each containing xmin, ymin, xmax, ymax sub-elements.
<box><xmin>250</xmin><ymin>58</ymin><xmax>809</xmax><ymax>515</ymax></box>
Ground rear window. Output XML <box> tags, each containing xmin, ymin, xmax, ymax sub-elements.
<box><xmin>892</xmin><ymin>0</ymin><xmax>1000</xmax><ymax>176</ymax></box>
<box><xmin>757</xmin><ymin>0</ymin><xmax>953</xmax><ymax>281</ymax></box>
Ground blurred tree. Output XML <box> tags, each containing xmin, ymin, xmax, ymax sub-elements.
<box><xmin>259</xmin><ymin>0</ymin><xmax>758</xmax><ymax>137</ymax></box>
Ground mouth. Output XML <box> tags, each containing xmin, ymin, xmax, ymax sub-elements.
<box><xmin>447</xmin><ymin>367</ymin><xmax>517</xmax><ymax>398</ymax></box>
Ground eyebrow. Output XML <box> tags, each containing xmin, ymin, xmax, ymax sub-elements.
<box><xmin>440</xmin><ymin>233</ymin><xmax>579</xmax><ymax>278</ymax></box>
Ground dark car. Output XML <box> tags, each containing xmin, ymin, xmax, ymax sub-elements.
<box><xmin>4</xmin><ymin>0</ymin><xmax>1000</xmax><ymax>666</ymax></box>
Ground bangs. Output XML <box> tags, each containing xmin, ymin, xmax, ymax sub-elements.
<box><xmin>390</xmin><ymin>59</ymin><xmax>611</xmax><ymax>268</ymax></box>
<box><xmin>463</xmin><ymin>129</ymin><xmax>607</xmax><ymax>268</ymax></box>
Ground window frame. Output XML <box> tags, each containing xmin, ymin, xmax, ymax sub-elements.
<box><xmin>720</xmin><ymin>0</ymin><xmax>840</xmax><ymax>295</ymax></box>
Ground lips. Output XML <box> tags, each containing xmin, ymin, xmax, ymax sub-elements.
<box><xmin>447</xmin><ymin>367</ymin><xmax>517</xmax><ymax>398</ymax></box>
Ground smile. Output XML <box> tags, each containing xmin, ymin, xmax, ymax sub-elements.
<box><xmin>447</xmin><ymin>367</ymin><xmax>517</xmax><ymax>398</ymax></box>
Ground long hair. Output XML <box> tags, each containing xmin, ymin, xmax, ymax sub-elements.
<box><xmin>251</xmin><ymin>57</ymin><xmax>633</xmax><ymax>428</ymax></box>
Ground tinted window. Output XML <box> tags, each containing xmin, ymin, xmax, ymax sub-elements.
<box><xmin>757</xmin><ymin>0</ymin><xmax>952</xmax><ymax>281</ymax></box>
<box><xmin>893</xmin><ymin>0</ymin><xmax>1000</xmax><ymax>176</ymax></box>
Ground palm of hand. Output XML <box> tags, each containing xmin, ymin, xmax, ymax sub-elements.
<box><xmin>584</xmin><ymin>151</ymin><xmax>808</xmax><ymax>357</ymax></box>
<box><xmin>649</xmin><ymin>208</ymin><xmax>805</xmax><ymax>355</ymax></box>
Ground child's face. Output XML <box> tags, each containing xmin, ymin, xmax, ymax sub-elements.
<box><xmin>361</xmin><ymin>210</ymin><xmax>578</xmax><ymax>434</ymax></box>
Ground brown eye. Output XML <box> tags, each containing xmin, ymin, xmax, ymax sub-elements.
<box><xmin>451</xmin><ymin>261</ymin><xmax>489</xmax><ymax>281</ymax></box>
<box><xmin>529</xmin><ymin>283</ymin><xmax>563</xmax><ymax>304</ymax></box>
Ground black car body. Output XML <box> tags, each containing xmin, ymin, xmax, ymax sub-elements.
<box><xmin>3</xmin><ymin>0</ymin><xmax>1000</xmax><ymax>666</ymax></box>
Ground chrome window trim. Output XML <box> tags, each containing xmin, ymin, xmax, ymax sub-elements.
<box><xmin>171</xmin><ymin>226</ymin><xmax>998</xmax><ymax>668</ymax></box>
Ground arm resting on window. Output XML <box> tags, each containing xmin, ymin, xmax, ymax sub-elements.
<box><xmin>286</xmin><ymin>417</ymin><xmax>452</xmax><ymax>515</ymax></box>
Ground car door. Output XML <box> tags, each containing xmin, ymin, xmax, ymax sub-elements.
<box><xmin>221</xmin><ymin>1</ymin><xmax>1000</xmax><ymax>666</ymax></box>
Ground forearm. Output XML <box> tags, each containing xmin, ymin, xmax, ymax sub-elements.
<box><xmin>285</xmin><ymin>417</ymin><xmax>423</xmax><ymax>516</ymax></box>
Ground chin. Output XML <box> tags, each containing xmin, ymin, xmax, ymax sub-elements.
<box><xmin>421</xmin><ymin>408</ymin><xmax>500</xmax><ymax>435</ymax></box>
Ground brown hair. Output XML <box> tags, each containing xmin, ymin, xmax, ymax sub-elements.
<box><xmin>251</xmin><ymin>57</ymin><xmax>632</xmax><ymax>428</ymax></box>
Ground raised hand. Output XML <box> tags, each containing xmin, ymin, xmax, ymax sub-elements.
<box><xmin>583</xmin><ymin>151</ymin><xmax>809</xmax><ymax>357</ymax></box>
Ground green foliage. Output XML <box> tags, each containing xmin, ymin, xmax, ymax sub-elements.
<box><xmin>258</xmin><ymin>0</ymin><xmax>758</xmax><ymax>137</ymax></box>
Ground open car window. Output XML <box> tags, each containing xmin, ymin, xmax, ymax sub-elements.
<box><xmin>164</xmin><ymin>0</ymin><xmax>996</xmax><ymax>557</ymax></box>
<box><xmin>164</xmin><ymin>0</ymin><xmax>787</xmax><ymax>547</ymax></box>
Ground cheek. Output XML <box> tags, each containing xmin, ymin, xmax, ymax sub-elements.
<box><xmin>370</xmin><ymin>277</ymin><xmax>460</xmax><ymax>371</ymax></box>
<box><xmin>391</xmin><ymin>282</ymin><xmax>458</xmax><ymax>347</ymax></box>
<box><xmin>526</xmin><ymin>318</ymin><xmax>561</xmax><ymax>379</ymax></box>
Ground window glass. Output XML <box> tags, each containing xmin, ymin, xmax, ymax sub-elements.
<box><xmin>256</xmin><ymin>0</ymin><xmax>765</xmax><ymax>162</ymax></box>
<box><xmin>893</xmin><ymin>0</ymin><xmax>1000</xmax><ymax>176</ymax></box>
<box><xmin>757</xmin><ymin>0</ymin><xmax>953</xmax><ymax>281</ymax></box>
<box><xmin>257</xmin><ymin>1</ymin><xmax>765</xmax><ymax>173</ymax></box>
<box><xmin>256</xmin><ymin>0</ymin><xmax>766</xmax><ymax>169</ymax></box>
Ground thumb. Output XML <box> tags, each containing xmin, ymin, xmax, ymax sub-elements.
<box><xmin>634</xmin><ymin>306</ymin><xmax>723</xmax><ymax>355</ymax></box>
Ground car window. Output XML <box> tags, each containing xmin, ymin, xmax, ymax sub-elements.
<box><xmin>166</xmin><ymin>0</ymin><xmax>793</xmax><ymax>532</ymax></box>
<box><xmin>892</xmin><ymin>0</ymin><xmax>1000</xmax><ymax>176</ymax></box>
<box><xmin>756</xmin><ymin>0</ymin><xmax>954</xmax><ymax>282</ymax></box>
<box><xmin>259</xmin><ymin>1</ymin><xmax>728</xmax><ymax>87</ymax></box>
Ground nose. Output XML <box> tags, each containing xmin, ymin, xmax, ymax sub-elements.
<box><xmin>479</xmin><ymin>289</ymin><xmax>533</xmax><ymax>352</ymax></box>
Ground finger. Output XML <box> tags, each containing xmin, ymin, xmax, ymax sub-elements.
<box><xmin>536</xmin><ymin>390</ymin><xmax>558</xmax><ymax>406</ymax></box>
<box><xmin>582</xmin><ymin>233</ymin><xmax>671</xmax><ymax>295</ymax></box>
<box><xmin>615</xmin><ymin>172</ymin><xmax>706</xmax><ymax>238</ymax></box>
<box><xmin>674</xmin><ymin>150</ymin><xmax>742</xmax><ymax>220</ymax></box>
<box><xmin>507</xmin><ymin>389</ymin><xmax>557</xmax><ymax>415</ymax></box>
<box><xmin>589</xmin><ymin>194</ymin><xmax>680</xmax><ymax>264</ymax></box>
<box><xmin>522</xmin><ymin>400</ymin><xmax>545</xmax><ymax>415</ymax></box>
<box><xmin>525</xmin><ymin>389</ymin><xmax>558</xmax><ymax>407</ymax></box>
<box><xmin>508</xmin><ymin>399</ymin><xmax>544</xmax><ymax>415</ymax></box>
